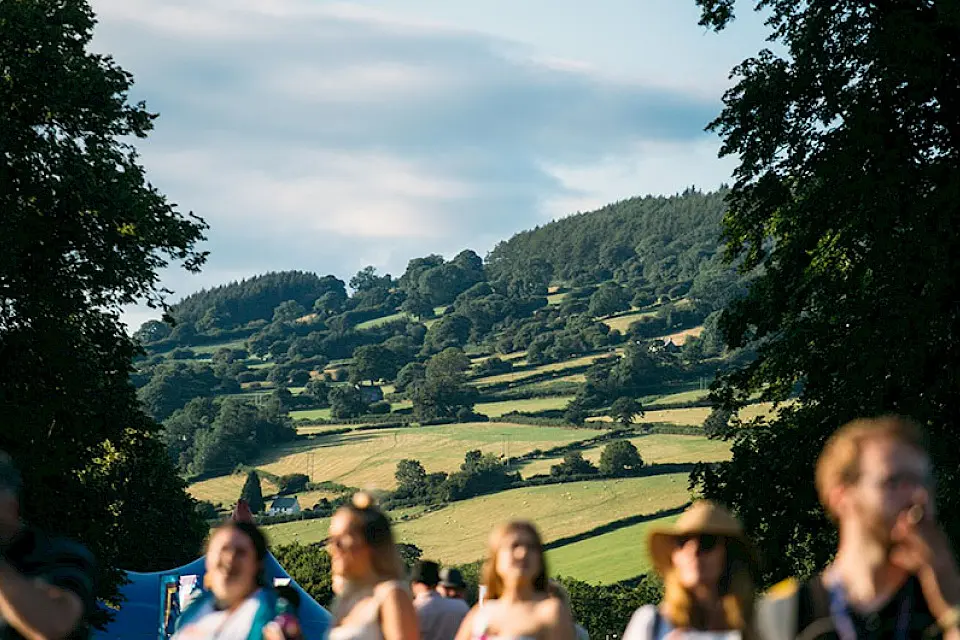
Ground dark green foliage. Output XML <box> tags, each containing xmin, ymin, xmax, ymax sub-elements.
<box><xmin>410</xmin><ymin>348</ymin><xmax>478</xmax><ymax>421</ymax></box>
<box><xmin>691</xmin><ymin>0</ymin><xmax>960</xmax><ymax>584</ymax></box>
<box><xmin>278</xmin><ymin>473</ymin><xmax>310</xmax><ymax>495</ymax></box>
<box><xmin>162</xmin><ymin>397</ymin><xmax>295</xmax><ymax>475</ymax></box>
<box><xmin>487</xmin><ymin>190</ymin><xmax>731</xmax><ymax>291</ymax></box>
<box><xmin>588</xmin><ymin>283</ymin><xmax>631</xmax><ymax>317</ymax></box>
<box><xmin>702</xmin><ymin>407</ymin><xmax>732</xmax><ymax>439</ymax></box>
<box><xmin>240</xmin><ymin>471</ymin><xmax>265</xmax><ymax>513</ymax></box>
<box><xmin>598</xmin><ymin>440</ymin><xmax>644</xmax><ymax>477</ymax></box>
<box><xmin>0</xmin><ymin>0</ymin><xmax>213</xmax><ymax>599</ymax></box>
<box><xmin>273</xmin><ymin>300</ymin><xmax>307</xmax><ymax>324</ymax></box>
<box><xmin>395</xmin><ymin>459</ymin><xmax>428</xmax><ymax>499</ymax></box>
<box><xmin>610</xmin><ymin>397</ymin><xmax>643</xmax><ymax>428</ymax></box>
<box><xmin>138</xmin><ymin>362</ymin><xmax>231</xmax><ymax>421</ymax></box>
<box><xmin>288</xmin><ymin>369</ymin><xmax>311</xmax><ymax>387</ymax></box>
<box><xmin>400</xmin><ymin>251</ymin><xmax>485</xmax><ymax>306</ymax></box>
<box><xmin>550</xmin><ymin>451</ymin><xmax>598</xmax><ymax>477</ymax></box>
<box><xmin>350</xmin><ymin>344</ymin><xmax>400</xmax><ymax>384</ymax></box>
<box><xmin>474</xmin><ymin>356</ymin><xmax>513</xmax><ymax>377</ymax></box>
<box><xmin>421</xmin><ymin>314</ymin><xmax>472</xmax><ymax>353</ymax></box>
<box><xmin>195</xmin><ymin>501</ymin><xmax>219</xmax><ymax>520</ymax></box>
<box><xmin>169</xmin><ymin>271</ymin><xmax>340</xmax><ymax>332</ymax></box>
<box><xmin>305</xmin><ymin>378</ymin><xmax>331</xmax><ymax>405</ymax></box>
<box><xmin>350</xmin><ymin>266</ymin><xmax>394</xmax><ymax>293</ymax></box>
<box><xmin>368</xmin><ymin>401</ymin><xmax>391</xmax><ymax>415</ymax></box>
<box><xmin>401</xmin><ymin>291</ymin><xmax>435</xmax><ymax>320</ymax></box>
<box><xmin>272</xmin><ymin>543</ymin><xmax>333</xmax><ymax>606</ymax></box>
<box><xmin>557</xmin><ymin>575</ymin><xmax>663</xmax><ymax>640</ymax></box>
<box><xmin>328</xmin><ymin>385</ymin><xmax>368</xmax><ymax>419</ymax></box>
<box><xmin>394</xmin><ymin>362</ymin><xmax>426</xmax><ymax>393</ymax></box>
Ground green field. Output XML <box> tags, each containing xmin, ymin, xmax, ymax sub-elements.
<box><xmin>356</xmin><ymin>312</ymin><xmax>408</xmax><ymax>330</ymax></box>
<box><xmin>474</xmin><ymin>395</ymin><xmax>575</xmax><ymax>417</ymax></box>
<box><xmin>189</xmin><ymin>339</ymin><xmax>250</xmax><ymax>355</ymax></box>
<box><xmin>601</xmin><ymin>309</ymin><xmax>659</xmax><ymax>333</ymax></box>
<box><xmin>518</xmin><ymin>433</ymin><xmax>731</xmax><ymax>477</ymax></box>
<box><xmin>587</xmin><ymin>401</ymin><xmax>782</xmax><ymax>427</ymax></box>
<box><xmin>190</xmin><ymin>423</ymin><xmax>592</xmax><ymax>501</ymax></box>
<box><xmin>262</xmin><ymin>473</ymin><xmax>691</xmax><ymax>566</ymax></box>
<box><xmin>289</xmin><ymin>408</ymin><xmax>333</xmax><ymax>421</ymax></box>
<box><xmin>643</xmin><ymin>387</ymin><xmax>709</xmax><ymax>406</ymax></box>
<box><xmin>547</xmin><ymin>514</ymin><xmax>681</xmax><ymax>584</ymax></box>
<box><xmin>190</xmin><ymin>473</ymin><xmax>280</xmax><ymax>506</ymax></box>
<box><xmin>546</xmin><ymin>292</ymin><xmax>568</xmax><ymax>305</ymax></box>
<box><xmin>471</xmin><ymin>351</ymin><xmax>620</xmax><ymax>386</ymax></box>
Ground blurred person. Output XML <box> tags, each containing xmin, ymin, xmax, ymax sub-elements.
<box><xmin>412</xmin><ymin>561</ymin><xmax>469</xmax><ymax>640</ymax></box>
<box><xmin>173</xmin><ymin>520</ymin><xmax>289</xmax><ymax>639</ymax></box>
<box><xmin>327</xmin><ymin>492</ymin><xmax>419</xmax><ymax>640</ymax></box>
<box><xmin>546</xmin><ymin>580</ymin><xmax>588</xmax><ymax>640</ymax></box>
<box><xmin>759</xmin><ymin>415</ymin><xmax>960</xmax><ymax>640</ymax></box>
<box><xmin>455</xmin><ymin>521</ymin><xmax>574</xmax><ymax>640</ymax></box>
<box><xmin>437</xmin><ymin>568</ymin><xmax>467</xmax><ymax>601</ymax></box>
<box><xmin>622</xmin><ymin>501</ymin><xmax>759</xmax><ymax>639</ymax></box>
<box><xmin>0</xmin><ymin>451</ymin><xmax>95</xmax><ymax>640</ymax></box>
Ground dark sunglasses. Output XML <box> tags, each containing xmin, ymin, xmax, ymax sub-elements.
<box><xmin>674</xmin><ymin>534</ymin><xmax>724</xmax><ymax>553</ymax></box>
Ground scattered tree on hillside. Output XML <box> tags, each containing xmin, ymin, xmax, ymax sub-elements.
<box><xmin>690</xmin><ymin>0</ymin><xmax>960</xmax><ymax>583</ymax></box>
<box><xmin>395</xmin><ymin>362</ymin><xmax>426</xmax><ymax>393</ymax></box>
<box><xmin>278</xmin><ymin>473</ymin><xmax>310</xmax><ymax>495</ymax></box>
<box><xmin>288</xmin><ymin>369</ymin><xmax>311</xmax><ymax>387</ymax></box>
<box><xmin>305</xmin><ymin>378</ymin><xmax>331</xmax><ymax>406</ymax></box>
<box><xmin>350</xmin><ymin>344</ymin><xmax>399</xmax><ymax>385</ymax></box>
<box><xmin>550</xmin><ymin>451</ymin><xmax>598</xmax><ymax>477</ymax></box>
<box><xmin>240</xmin><ymin>471</ymin><xmax>265</xmax><ymax>514</ymax></box>
<box><xmin>563</xmin><ymin>401</ymin><xmax>589</xmax><ymax>426</ymax></box>
<box><xmin>599</xmin><ymin>441</ymin><xmax>643</xmax><ymax>477</ymax></box>
<box><xmin>273</xmin><ymin>300</ymin><xmax>307</xmax><ymax>324</ymax></box>
<box><xmin>328</xmin><ymin>385</ymin><xmax>367</xmax><ymax>419</ymax></box>
<box><xmin>395</xmin><ymin>459</ymin><xmax>428</xmax><ymax>499</ymax></box>
<box><xmin>589</xmin><ymin>283</ymin><xmax>631</xmax><ymax>318</ymax></box>
<box><xmin>350</xmin><ymin>266</ymin><xmax>392</xmax><ymax>293</ymax></box>
<box><xmin>610</xmin><ymin>397</ymin><xmax>643</xmax><ymax>428</ymax></box>
<box><xmin>409</xmin><ymin>348</ymin><xmax>478</xmax><ymax>422</ymax></box>
<box><xmin>401</xmin><ymin>292</ymin><xmax>435</xmax><ymax>320</ymax></box>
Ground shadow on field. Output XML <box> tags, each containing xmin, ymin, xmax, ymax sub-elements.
<box><xmin>543</xmin><ymin>503</ymin><xmax>691</xmax><ymax>551</ymax></box>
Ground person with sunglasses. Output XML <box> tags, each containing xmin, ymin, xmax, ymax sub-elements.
<box><xmin>758</xmin><ymin>416</ymin><xmax>960</xmax><ymax>640</ymax></box>
<box><xmin>622</xmin><ymin>501</ymin><xmax>760</xmax><ymax>640</ymax></box>
<box><xmin>326</xmin><ymin>492</ymin><xmax>419</xmax><ymax>640</ymax></box>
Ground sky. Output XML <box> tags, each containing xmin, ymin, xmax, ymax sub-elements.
<box><xmin>86</xmin><ymin>0</ymin><xmax>772</xmax><ymax>331</ymax></box>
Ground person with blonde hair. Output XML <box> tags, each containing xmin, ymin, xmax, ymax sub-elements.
<box><xmin>455</xmin><ymin>521</ymin><xmax>575</xmax><ymax>640</ymax></box>
<box><xmin>622</xmin><ymin>501</ymin><xmax>759</xmax><ymax>639</ymax></box>
<box><xmin>758</xmin><ymin>415</ymin><xmax>960</xmax><ymax>640</ymax></box>
<box><xmin>326</xmin><ymin>492</ymin><xmax>419</xmax><ymax>640</ymax></box>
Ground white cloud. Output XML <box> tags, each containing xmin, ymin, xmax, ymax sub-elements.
<box><xmin>85</xmin><ymin>0</ymin><xmax>749</xmax><ymax>330</ymax></box>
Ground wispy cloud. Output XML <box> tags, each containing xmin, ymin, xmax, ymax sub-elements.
<box><xmin>88</xmin><ymin>0</ymin><xmax>742</xmax><ymax>329</ymax></box>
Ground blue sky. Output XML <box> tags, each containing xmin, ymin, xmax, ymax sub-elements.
<box><xmin>87</xmin><ymin>0</ymin><xmax>771</xmax><ymax>330</ymax></box>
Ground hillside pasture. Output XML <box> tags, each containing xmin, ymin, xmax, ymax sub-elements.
<box><xmin>471</xmin><ymin>351</ymin><xmax>621</xmax><ymax>386</ymax></box>
<box><xmin>261</xmin><ymin>473</ymin><xmax>692</xmax><ymax>565</ymax></box>
<box><xmin>588</xmin><ymin>401</ymin><xmax>783</xmax><ymax>427</ymax></box>
<box><xmin>601</xmin><ymin>309</ymin><xmax>659</xmax><ymax>333</ymax></box>
<box><xmin>393</xmin><ymin>473</ymin><xmax>692</xmax><ymax>564</ymax></box>
<box><xmin>189</xmin><ymin>473</ymin><xmax>279</xmax><ymax>506</ymax></box>
<box><xmin>186</xmin><ymin>339</ymin><xmax>250</xmax><ymax>356</ymax></box>
<box><xmin>518</xmin><ymin>433</ymin><xmax>731</xmax><ymax>477</ymax></box>
<box><xmin>203</xmin><ymin>423</ymin><xmax>591</xmax><ymax>494</ymax></box>
<box><xmin>547</xmin><ymin>513</ymin><xmax>681</xmax><ymax>584</ymax></box>
<box><xmin>474</xmin><ymin>395</ymin><xmax>575</xmax><ymax>417</ymax></box>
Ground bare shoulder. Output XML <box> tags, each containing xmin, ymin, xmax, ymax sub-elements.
<box><xmin>536</xmin><ymin>595</ymin><xmax>564</xmax><ymax>615</ymax></box>
<box><xmin>377</xmin><ymin>581</ymin><xmax>414</xmax><ymax>608</ymax></box>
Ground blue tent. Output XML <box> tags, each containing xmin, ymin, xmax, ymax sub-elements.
<box><xmin>95</xmin><ymin>554</ymin><xmax>332</xmax><ymax>639</ymax></box>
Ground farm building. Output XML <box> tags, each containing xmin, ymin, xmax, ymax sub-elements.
<box><xmin>267</xmin><ymin>496</ymin><xmax>301</xmax><ymax>516</ymax></box>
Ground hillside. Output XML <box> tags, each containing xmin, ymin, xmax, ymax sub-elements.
<box><xmin>131</xmin><ymin>187</ymin><xmax>764</xmax><ymax>585</ymax></box>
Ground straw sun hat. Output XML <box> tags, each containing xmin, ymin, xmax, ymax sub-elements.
<box><xmin>647</xmin><ymin>501</ymin><xmax>758</xmax><ymax>576</ymax></box>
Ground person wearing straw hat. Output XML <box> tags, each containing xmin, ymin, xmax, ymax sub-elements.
<box><xmin>622</xmin><ymin>501</ymin><xmax>759</xmax><ymax>640</ymax></box>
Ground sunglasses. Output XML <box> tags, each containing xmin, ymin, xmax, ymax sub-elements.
<box><xmin>674</xmin><ymin>534</ymin><xmax>724</xmax><ymax>553</ymax></box>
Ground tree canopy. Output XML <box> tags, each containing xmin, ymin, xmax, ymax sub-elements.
<box><xmin>0</xmin><ymin>0</ymin><xmax>208</xmax><ymax>610</ymax></box>
<box><xmin>692</xmin><ymin>0</ymin><xmax>960</xmax><ymax>584</ymax></box>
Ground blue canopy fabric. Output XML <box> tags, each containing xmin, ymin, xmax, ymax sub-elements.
<box><xmin>95</xmin><ymin>554</ymin><xmax>332</xmax><ymax>639</ymax></box>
